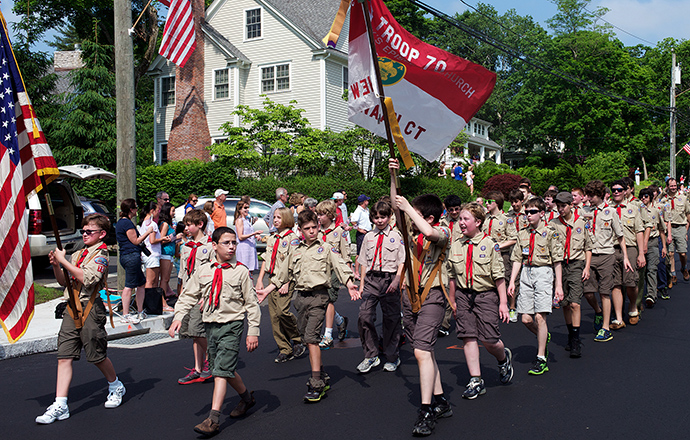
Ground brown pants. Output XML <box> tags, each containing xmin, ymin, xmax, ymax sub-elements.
<box><xmin>357</xmin><ymin>272</ymin><xmax>402</xmax><ymax>361</ymax></box>
<box><xmin>268</xmin><ymin>288</ymin><xmax>302</xmax><ymax>355</ymax></box>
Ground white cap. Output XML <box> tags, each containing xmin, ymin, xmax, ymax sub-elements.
<box><xmin>332</xmin><ymin>192</ymin><xmax>344</xmax><ymax>200</ymax></box>
<box><xmin>214</xmin><ymin>189</ymin><xmax>229</xmax><ymax>198</ymax></box>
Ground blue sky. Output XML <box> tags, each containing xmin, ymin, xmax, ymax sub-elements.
<box><xmin>1</xmin><ymin>0</ymin><xmax>688</xmax><ymax>52</ymax></box>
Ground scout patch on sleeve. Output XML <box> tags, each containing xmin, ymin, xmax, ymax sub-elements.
<box><xmin>291</xmin><ymin>239</ymin><xmax>300</xmax><ymax>246</ymax></box>
<box><xmin>94</xmin><ymin>257</ymin><xmax>108</xmax><ymax>267</ymax></box>
<box><xmin>331</xmin><ymin>247</ymin><xmax>340</xmax><ymax>254</ymax></box>
<box><xmin>494</xmin><ymin>243</ymin><xmax>500</xmax><ymax>252</ymax></box>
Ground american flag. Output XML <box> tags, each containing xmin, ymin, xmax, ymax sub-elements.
<box><xmin>0</xmin><ymin>15</ymin><xmax>58</xmax><ymax>343</ymax></box>
<box><xmin>683</xmin><ymin>143</ymin><xmax>690</xmax><ymax>156</ymax></box>
<box><xmin>159</xmin><ymin>0</ymin><xmax>197</xmax><ymax>68</ymax></box>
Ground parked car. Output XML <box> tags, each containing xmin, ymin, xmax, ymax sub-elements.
<box><xmin>175</xmin><ymin>196</ymin><xmax>272</xmax><ymax>251</ymax></box>
<box><xmin>80</xmin><ymin>197</ymin><xmax>117</xmax><ymax>245</ymax></box>
<box><xmin>28</xmin><ymin>165</ymin><xmax>116</xmax><ymax>268</ymax></box>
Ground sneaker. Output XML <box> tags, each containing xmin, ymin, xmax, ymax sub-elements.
<box><xmin>178</xmin><ymin>368</ymin><xmax>206</xmax><ymax>384</ymax></box>
<box><xmin>138</xmin><ymin>311</ymin><xmax>147</xmax><ymax>321</ymax></box>
<box><xmin>35</xmin><ymin>403</ymin><xmax>70</xmax><ymax>424</ymax></box>
<box><xmin>544</xmin><ymin>332</ymin><xmax>551</xmax><ymax>360</ymax></box>
<box><xmin>628</xmin><ymin>312</ymin><xmax>640</xmax><ymax>325</ymax></box>
<box><xmin>645</xmin><ymin>296</ymin><xmax>656</xmax><ymax>309</ymax></box>
<box><xmin>498</xmin><ymin>347</ymin><xmax>514</xmax><ymax>384</ymax></box>
<box><xmin>383</xmin><ymin>358</ymin><xmax>401</xmax><ymax>372</ymax></box>
<box><xmin>304</xmin><ymin>378</ymin><xmax>327</xmax><ymax>402</ymax></box>
<box><xmin>105</xmin><ymin>384</ymin><xmax>126</xmax><ymax>408</ymax></box>
<box><xmin>570</xmin><ymin>339</ymin><xmax>582</xmax><ymax>358</ymax></box>
<box><xmin>194</xmin><ymin>417</ymin><xmax>219</xmax><ymax>437</ymax></box>
<box><xmin>120</xmin><ymin>313</ymin><xmax>140</xmax><ymax>325</ymax></box>
<box><xmin>593</xmin><ymin>313</ymin><xmax>603</xmax><ymax>333</ymax></box>
<box><xmin>293</xmin><ymin>342</ymin><xmax>306</xmax><ymax>358</ymax></box>
<box><xmin>432</xmin><ymin>400</ymin><xmax>453</xmax><ymax>419</ymax></box>
<box><xmin>230</xmin><ymin>392</ymin><xmax>256</xmax><ymax>417</ymax></box>
<box><xmin>412</xmin><ymin>408</ymin><xmax>436</xmax><ymax>436</ymax></box>
<box><xmin>200</xmin><ymin>363</ymin><xmax>212</xmax><ymax>382</ymax></box>
<box><xmin>528</xmin><ymin>358</ymin><xmax>548</xmax><ymax>375</ymax></box>
<box><xmin>671</xmin><ymin>275</ymin><xmax>678</xmax><ymax>287</ymax></box>
<box><xmin>509</xmin><ymin>309</ymin><xmax>517</xmax><ymax>323</ymax></box>
<box><xmin>275</xmin><ymin>352</ymin><xmax>293</xmax><ymax>363</ymax></box>
<box><xmin>660</xmin><ymin>289</ymin><xmax>670</xmax><ymax>300</ymax></box>
<box><xmin>437</xmin><ymin>327</ymin><xmax>450</xmax><ymax>337</ymax></box>
<box><xmin>462</xmin><ymin>378</ymin><xmax>486</xmax><ymax>399</ymax></box>
<box><xmin>610</xmin><ymin>320</ymin><xmax>626</xmax><ymax>330</ymax></box>
<box><xmin>337</xmin><ymin>316</ymin><xmax>349</xmax><ymax>341</ymax></box>
<box><xmin>356</xmin><ymin>356</ymin><xmax>380</xmax><ymax>373</ymax></box>
<box><xmin>594</xmin><ymin>328</ymin><xmax>613</xmax><ymax>342</ymax></box>
<box><xmin>319</xmin><ymin>335</ymin><xmax>334</xmax><ymax>350</ymax></box>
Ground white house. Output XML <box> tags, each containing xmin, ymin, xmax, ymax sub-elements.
<box><xmin>437</xmin><ymin>117</ymin><xmax>503</xmax><ymax>166</ymax></box>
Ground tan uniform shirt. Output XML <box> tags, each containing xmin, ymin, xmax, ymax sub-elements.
<box><xmin>506</xmin><ymin>208</ymin><xmax>528</xmax><ymax>235</ymax></box>
<box><xmin>321</xmin><ymin>225</ymin><xmax>349</xmax><ymax>258</ymax></box>
<box><xmin>661</xmin><ymin>193</ymin><xmax>690</xmax><ymax>225</ymax></box>
<box><xmin>511</xmin><ymin>224</ymin><xmax>564</xmax><ymax>266</ymax></box>
<box><xmin>440</xmin><ymin>215</ymin><xmax>462</xmax><ymax>243</ymax></box>
<box><xmin>644</xmin><ymin>203</ymin><xmax>666</xmax><ymax>239</ymax></box>
<box><xmin>178</xmin><ymin>237</ymin><xmax>214</xmax><ymax>284</ymax></box>
<box><xmin>359</xmin><ymin>225</ymin><xmax>405</xmax><ymax>273</ymax></box>
<box><xmin>582</xmin><ymin>203</ymin><xmax>624</xmax><ymax>254</ymax></box>
<box><xmin>549</xmin><ymin>213</ymin><xmax>592</xmax><ymax>262</ymax></box>
<box><xmin>65</xmin><ymin>242</ymin><xmax>109</xmax><ymax>301</ymax></box>
<box><xmin>612</xmin><ymin>201</ymin><xmax>645</xmax><ymax>249</ymax></box>
<box><xmin>447</xmin><ymin>233</ymin><xmax>504</xmax><ymax>292</ymax></box>
<box><xmin>263</xmin><ymin>229</ymin><xmax>300</xmax><ymax>287</ymax></box>
<box><xmin>174</xmin><ymin>257</ymin><xmax>261</xmax><ymax>336</ymax></box>
<box><xmin>405</xmin><ymin>225</ymin><xmax>451</xmax><ymax>290</ymax></box>
<box><xmin>628</xmin><ymin>196</ymin><xmax>651</xmax><ymax>229</ymax></box>
<box><xmin>281</xmin><ymin>238</ymin><xmax>353</xmax><ymax>291</ymax></box>
<box><xmin>483</xmin><ymin>211</ymin><xmax>516</xmax><ymax>243</ymax></box>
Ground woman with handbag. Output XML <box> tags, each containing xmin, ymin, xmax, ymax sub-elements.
<box><xmin>115</xmin><ymin>199</ymin><xmax>154</xmax><ymax>324</ymax></box>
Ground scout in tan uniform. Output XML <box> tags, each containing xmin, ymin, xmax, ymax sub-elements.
<box><xmin>551</xmin><ymin>192</ymin><xmax>592</xmax><ymax>358</ymax></box>
<box><xmin>609</xmin><ymin>180</ymin><xmax>647</xmax><ymax>329</ymax></box>
<box><xmin>176</xmin><ymin>209</ymin><xmax>214</xmax><ymax>385</ymax></box>
<box><xmin>355</xmin><ymin>200</ymin><xmax>405</xmax><ymax>373</ymax></box>
<box><xmin>509</xmin><ymin>198</ymin><xmax>564</xmax><ymax>375</ymax></box>
<box><xmin>315</xmin><ymin>199</ymin><xmax>350</xmax><ymax>349</ymax></box>
<box><xmin>279</xmin><ymin>210</ymin><xmax>358</xmax><ymax>403</ymax></box>
<box><xmin>256</xmin><ymin>207</ymin><xmax>304</xmax><ymax>362</ymax></box>
<box><xmin>389</xmin><ymin>159</ymin><xmax>452</xmax><ymax>437</ymax></box>
<box><xmin>506</xmin><ymin>189</ymin><xmax>528</xmax><ymax>321</ymax></box>
<box><xmin>170</xmin><ymin>227</ymin><xmax>261</xmax><ymax>436</ymax></box>
<box><xmin>447</xmin><ymin>203</ymin><xmax>514</xmax><ymax>400</ymax></box>
<box><xmin>661</xmin><ymin>178</ymin><xmax>690</xmax><ymax>286</ymax></box>
<box><xmin>36</xmin><ymin>214</ymin><xmax>126</xmax><ymax>425</ymax></box>
<box><xmin>639</xmin><ymin>188</ymin><xmax>667</xmax><ymax>309</ymax></box>
<box><xmin>543</xmin><ymin>189</ymin><xmax>559</xmax><ymax>224</ymax></box>
<box><xmin>582</xmin><ymin>180</ymin><xmax>632</xmax><ymax>343</ymax></box>
<box><xmin>438</xmin><ymin>194</ymin><xmax>463</xmax><ymax>336</ymax></box>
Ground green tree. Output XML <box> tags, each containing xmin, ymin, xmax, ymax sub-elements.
<box><xmin>546</xmin><ymin>0</ymin><xmax>612</xmax><ymax>36</ymax></box>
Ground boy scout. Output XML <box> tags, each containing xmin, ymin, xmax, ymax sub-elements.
<box><xmin>389</xmin><ymin>158</ymin><xmax>452</xmax><ymax>437</ymax></box>
<box><xmin>508</xmin><ymin>197</ymin><xmax>564</xmax><ymax>375</ymax></box>
<box><xmin>169</xmin><ymin>227</ymin><xmax>261</xmax><ymax>436</ymax></box>
<box><xmin>37</xmin><ymin>214</ymin><xmax>126</xmax><ymax>424</ymax></box>
<box><xmin>438</xmin><ymin>194</ymin><xmax>463</xmax><ymax>336</ymax></box>
<box><xmin>447</xmin><ymin>202</ymin><xmax>513</xmax><ymax>400</ymax></box>
<box><xmin>582</xmin><ymin>180</ymin><xmax>632</xmax><ymax>342</ymax></box>
<box><xmin>279</xmin><ymin>210</ymin><xmax>358</xmax><ymax>403</ymax></box>
<box><xmin>176</xmin><ymin>209</ymin><xmax>214</xmax><ymax>384</ymax></box>
<box><xmin>661</xmin><ymin>178</ymin><xmax>690</xmax><ymax>287</ymax></box>
<box><xmin>550</xmin><ymin>192</ymin><xmax>592</xmax><ymax>357</ymax></box>
<box><xmin>639</xmin><ymin>188</ymin><xmax>667</xmax><ymax>308</ymax></box>
<box><xmin>355</xmin><ymin>200</ymin><xmax>405</xmax><ymax>373</ymax></box>
<box><xmin>506</xmin><ymin>189</ymin><xmax>528</xmax><ymax>321</ymax></box>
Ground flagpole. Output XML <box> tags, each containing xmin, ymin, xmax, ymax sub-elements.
<box><xmin>359</xmin><ymin>0</ymin><xmax>418</xmax><ymax>295</ymax></box>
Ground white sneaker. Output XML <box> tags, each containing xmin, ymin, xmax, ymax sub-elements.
<box><xmin>138</xmin><ymin>311</ymin><xmax>148</xmax><ymax>322</ymax></box>
<box><xmin>356</xmin><ymin>356</ymin><xmax>380</xmax><ymax>373</ymax></box>
<box><xmin>383</xmin><ymin>358</ymin><xmax>401</xmax><ymax>372</ymax></box>
<box><xmin>104</xmin><ymin>384</ymin><xmax>126</xmax><ymax>408</ymax></box>
<box><xmin>36</xmin><ymin>403</ymin><xmax>69</xmax><ymax>424</ymax></box>
<box><xmin>120</xmin><ymin>314</ymin><xmax>140</xmax><ymax>325</ymax></box>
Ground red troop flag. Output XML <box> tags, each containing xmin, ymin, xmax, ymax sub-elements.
<box><xmin>0</xmin><ymin>14</ymin><xmax>59</xmax><ymax>343</ymax></box>
<box><xmin>348</xmin><ymin>0</ymin><xmax>496</xmax><ymax>162</ymax></box>
<box><xmin>159</xmin><ymin>0</ymin><xmax>197</xmax><ymax>68</ymax></box>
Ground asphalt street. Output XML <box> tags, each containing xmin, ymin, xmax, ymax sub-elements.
<box><xmin>3</xmin><ymin>272</ymin><xmax>690</xmax><ymax>440</ymax></box>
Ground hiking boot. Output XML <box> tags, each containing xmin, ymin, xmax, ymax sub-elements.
<box><xmin>594</xmin><ymin>328</ymin><xmax>613</xmax><ymax>342</ymax></box>
<box><xmin>178</xmin><ymin>368</ymin><xmax>206</xmax><ymax>384</ymax></box>
<box><xmin>565</xmin><ymin>333</ymin><xmax>573</xmax><ymax>351</ymax></box>
<box><xmin>104</xmin><ymin>384</ymin><xmax>126</xmax><ymax>408</ymax></box>
<box><xmin>412</xmin><ymin>408</ymin><xmax>436</xmax><ymax>436</ymax></box>
<box><xmin>293</xmin><ymin>342</ymin><xmax>306</xmax><ymax>358</ymax></box>
<box><xmin>383</xmin><ymin>358</ymin><xmax>401</xmax><ymax>372</ymax></box>
<box><xmin>432</xmin><ymin>400</ymin><xmax>453</xmax><ymax>419</ymax></box>
<box><xmin>35</xmin><ymin>403</ymin><xmax>69</xmax><ymax>424</ymax></box>
<box><xmin>319</xmin><ymin>335</ymin><xmax>333</xmax><ymax>350</ymax></box>
<box><xmin>304</xmin><ymin>378</ymin><xmax>327</xmax><ymax>402</ymax></box>
<box><xmin>593</xmin><ymin>313</ymin><xmax>603</xmax><ymax>333</ymax></box>
<box><xmin>570</xmin><ymin>339</ymin><xmax>582</xmax><ymax>358</ymax></box>
<box><xmin>610</xmin><ymin>320</ymin><xmax>626</xmax><ymax>330</ymax></box>
<box><xmin>337</xmin><ymin>316</ymin><xmax>349</xmax><ymax>341</ymax></box>
<box><xmin>193</xmin><ymin>417</ymin><xmax>219</xmax><ymax>437</ymax></box>
<box><xmin>528</xmin><ymin>358</ymin><xmax>548</xmax><ymax>375</ymax></box>
<box><xmin>671</xmin><ymin>275</ymin><xmax>678</xmax><ymax>288</ymax></box>
<box><xmin>509</xmin><ymin>309</ymin><xmax>517</xmax><ymax>323</ymax></box>
<box><xmin>683</xmin><ymin>269</ymin><xmax>689</xmax><ymax>281</ymax></box>
<box><xmin>645</xmin><ymin>296</ymin><xmax>656</xmax><ymax>309</ymax></box>
<box><xmin>230</xmin><ymin>392</ymin><xmax>255</xmax><ymax>417</ymax></box>
<box><xmin>498</xmin><ymin>348</ymin><xmax>514</xmax><ymax>384</ymax></box>
<box><xmin>462</xmin><ymin>377</ymin><xmax>486</xmax><ymax>399</ymax></box>
<box><xmin>274</xmin><ymin>352</ymin><xmax>293</xmax><ymax>363</ymax></box>
<box><xmin>356</xmin><ymin>356</ymin><xmax>380</xmax><ymax>373</ymax></box>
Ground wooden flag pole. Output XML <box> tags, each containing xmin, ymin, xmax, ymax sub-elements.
<box><xmin>360</xmin><ymin>0</ymin><xmax>418</xmax><ymax>295</ymax></box>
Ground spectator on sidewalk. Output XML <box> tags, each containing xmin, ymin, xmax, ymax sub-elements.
<box><xmin>211</xmin><ymin>189</ymin><xmax>228</xmax><ymax>228</ymax></box>
<box><xmin>266</xmin><ymin>188</ymin><xmax>288</xmax><ymax>233</ymax></box>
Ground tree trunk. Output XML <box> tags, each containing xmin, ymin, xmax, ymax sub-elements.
<box><xmin>641</xmin><ymin>153</ymin><xmax>648</xmax><ymax>181</ymax></box>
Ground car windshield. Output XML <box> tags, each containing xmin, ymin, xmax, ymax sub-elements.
<box><xmin>223</xmin><ymin>200</ymin><xmax>271</xmax><ymax>218</ymax></box>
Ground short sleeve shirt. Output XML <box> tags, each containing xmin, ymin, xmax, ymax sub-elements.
<box><xmin>447</xmin><ymin>233</ymin><xmax>504</xmax><ymax>292</ymax></box>
<box><xmin>405</xmin><ymin>225</ymin><xmax>451</xmax><ymax>290</ymax></box>
<box><xmin>359</xmin><ymin>225</ymin><xmax>405</xmax><ymax>273</ymax></box>
<box><xmin>511</xmin><ymin>224</ymin><xmax>564</xmax><ymax>266</ymax></box>
<box><xmin>66</xmin><ymin>242</ymin><xmax>109</xmax><ymax>301</ymax></box>
<box><xmin>581</xmin><ymin>203</ymin><xmax>624</xmax><ymax>254</ymax></box>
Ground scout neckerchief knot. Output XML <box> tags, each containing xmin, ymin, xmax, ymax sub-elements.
<box><xmin>185</xmin><ymin>241</ymin><xmax>204</xmax><ymax>275</ymax></box>
<box><xmin>558</xmin><ymin>216</ymin><xmax>573</xmax><ymax>264</ymax></box>
<box><xmin>269</xmin><ymin>229</ymin><xmax>294</xmax><ymax>273</ymax></box>
<box><xmin>210</xmin><ymin>262</ymin><xmax>232</xmax><ymax>310</ymax></box>
<box><xmin>322</xmin><ymin>228</ymin><xmax>333</xmax><ymax>241</ymax></box>
<box><xmin>370</xmin><ymin>230</ymin><xmax>384</xmax><ymax>271</ymax></box>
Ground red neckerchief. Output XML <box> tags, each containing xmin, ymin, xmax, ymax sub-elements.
<box><xmin>210</xmin><ymin>262</ymin><xmax>234</xmax><ymax>309</ymax></box>
<box><xmin>416</xmin><ymin>233</ymin><xmax>425</xmax><ymax>284</ymax></box>
<box><xmin>592</xmin><ymin>203</ymin><xmax>608</xmax><ymax>235</ymax></box>
<box><xmin>548</xmin><ymin>211</ymin><xmax>556</xmax><ymax>222</ymax></box>
<box><xmin>371</xmin><ymin>230</ymin><xmax>384</xmax><ymax>271</ymax></box>
<box><xmin>558</xmin><ymin>216</ymin><xmax>572</xmax><ymax>263</ymax></box>
<box><xmin>465</xmin><ymin>233</ymin><xmax>488</xmax><ymax>289</ymax></box>
<box><xmin>185</xmin><ymin>241</ymin><xmax>204</xmax><ymax>275</ymax></box>
<box><xmin>269</xmin><ymin>229</ymin><xmax>294</xmax><ymax>274</ymax></box>
<box><xmin>322</xmin><ymin>228</ymin><xmax>333</xmax><ymax>242</ymax></box>
<box><xmin>487</xmin><ymin>217</ymin><xmax>494</xmax><ymax>235</ymax></box>
<box><xmin>616</xmin><ymin>203</ymin><xmax>625</xmax><ymax>219</ymax></box>
<box><xmin>528</xmin><ymin>228</ymin><xmax>537</xmax><ymax>265</ymax></box>
<box><xmin>515</xmin><ymin>212</ymin><xmax>524</xmax><ymax>232</ymax></box>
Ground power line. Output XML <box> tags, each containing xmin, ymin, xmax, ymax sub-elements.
<box><xmin>582</xmin><ymin>7</ymin><xmax>657</xmax><ymax>46</ymax></box>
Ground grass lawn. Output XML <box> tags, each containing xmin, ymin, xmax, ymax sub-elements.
<box><xmin>34</xmin><ymin>284</ymin><xmax>63</xmax><ymax>305</ymax></box>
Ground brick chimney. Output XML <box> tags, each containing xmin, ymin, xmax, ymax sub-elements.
<box><xmin>167</xmin><ymin>0</ymin><xmax>212</xmax><ymax>162</ymax></box>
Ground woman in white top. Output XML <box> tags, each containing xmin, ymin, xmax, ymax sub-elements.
<box><xmin>140</xmin><ymin>201</ymin><xmax>168</xmax><ymax>292</ymax></box>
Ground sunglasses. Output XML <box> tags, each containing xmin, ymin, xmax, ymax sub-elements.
<box><xmin>484</xmin><ymin>199</ymin><xmax>495</xmax><ymax>204</ymax></box>
<box><xmin>525</xmin><ymin>209</ymin><xmax>542</xmax><ymax>215</ymax></box>
<box><xmin>80</xmin><ymin>229</ymin><xmax>102</xmax><ymax>235</ymax></box>
<box><xmin>192</xmin><ymin>199</ymin><xmax>198</xmax><ymax>202</ymax></box>
<box><xmin>611</xmin><ymin>188</ymin><xmax>625</xmax><ymax>193</ymax></box>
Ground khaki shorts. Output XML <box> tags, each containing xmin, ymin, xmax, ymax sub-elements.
<box><xmin>584</xmin><ymin>253</ymin><xmax>615</xmax><ymax>296</ymax></box>
<box><xmin>205</xmin><ymin>320</ymin><xmax>243</xmax><ymax>378</ymax></box>
<box><xmin>57</xmin><ymin>299</ymin><xmax>108</xmax><ymax>363</ymax></box>
<box><xmin>561</xmin><ymin>260</ymin><xmax>585</xmax><ymax>306</ymax></box>
<box><xmin>517</xmin><ymin>266</ymin><xmax>553</xmax><ymax>315</ymax></box>
<box><xmin>669</xmin><ymin>225</ymin><xmax>688</xmax><ymax>254</ymax></box>
<box><xmin>180</xmin><ymin>304</ymin><xmax>206</xmax><ymax>339</ymax></box>
<box><xmin>612</xmin><ymin>246</ymin><xmax>639</xmax><ymax>288</ymax></box>
<box><xmin>402</xmin><ymin>287</ymin><xmax>446</xmax><ymax>352</ymax></box>
<box><xmin>455</xmin><ymin>288</ymin><xmax>501</xmax><ymax>343</ymax></box>
<box><xmin>294</xmin><ymin>289</ymin><xmax>329</xmax><ymax>345</ymax></box>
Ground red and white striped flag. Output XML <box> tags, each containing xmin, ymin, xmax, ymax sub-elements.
<box><xmin>159</xmin><ymin>0</ymin><xmax>197</xmax><ymax>68</ymax></box>
<box><xmin>0</xmin><ymin>15</ymin><xmax>59</xmax><ymax>343</ymax></box>
<box><xmin>683</xmin><ymin>143</ymin><xmax>690</xmax><ymax>156</ymax></box>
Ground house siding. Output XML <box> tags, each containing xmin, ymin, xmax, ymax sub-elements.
<box><xmin>325</xmin><ymin>59</ymin><xmax>350</xmax><ymax>132</ymax></box>
<box><xmin>205</xmin><ymin>41</ymin><xmax>234</xmax><ymax>138</ymax></box>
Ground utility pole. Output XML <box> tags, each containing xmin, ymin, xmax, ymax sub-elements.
<box><xmin>114</xmin><ymin>0</ymin><xmax>136</xmax><ymax>290</ymax></box>
<box><xmin>670</xmin><ymin>51</ymin><xmax>678</xmax><ymax>178</ymax></box>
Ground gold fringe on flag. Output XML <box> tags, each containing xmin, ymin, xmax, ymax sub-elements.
<box><xmin>384</xmin><ymin>97</ymin><xmax>415</xmax><ymax>170</ymax></box>
<box><xmin>322</xmin><ymin>0</ymin><xmax>350</xmax><ymax>48</ymax></box>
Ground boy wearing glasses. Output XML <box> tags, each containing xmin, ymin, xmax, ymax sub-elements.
<box><xmin>37</xmin><ymin>214</ymin><xmax>126</xmax><ymax>424</ymax></box>
<box><xmin>169</xmin><ymin>227</ymin><xmax>261</xmax><ymax>436</ymax></box>
<box><xmin>508</xmin><ymin>198</ymin><xmax>564</xmax><ymax>375</ymax></box>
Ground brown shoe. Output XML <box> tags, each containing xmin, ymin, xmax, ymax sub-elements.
<box><xmin>610</xmin><ymin>320</ymin><xmax>626</xmax><ymax>330</ymax></box>
<box><xmin>669</xmin><ymin>276</ymin><xmax>675</xmax><ymax>289</ymax></box>
<box><xmin>683</xmin><ymin>269</ymin><xmax>689</xmax><ymax>281</ymax></box>
<box><xmin>628</xmin><ymin>314</ymin><xmax>639</xmax><ymax>325</ymax></box>
<box><xmin>194</xmin><ymin>417</ymin><xmax>219</xmax><ymax>437</ymax></box>
<box><xmin>230</xmin><ymin>392</ymin><xmax>256</xmax><ymax>417</ymax></box>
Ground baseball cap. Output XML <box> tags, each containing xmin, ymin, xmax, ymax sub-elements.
<box><xmin>555</xmin><ymin>192</ymin><xmax>573</xmax><ymax>204</ymax></box>
<box><xmin>214</xmin><ymin>189</ymin><xmax>229</xmax><ymax>198</ymax></box>
<box><xmin>332</xmin><ymin>192</ymin><xmax>344</xmax><ymax>200</ymax></box>
<box><xmin>357</xmin><ymin>194</ymin><xmax>370</xmax><ymax>203</ymax></box>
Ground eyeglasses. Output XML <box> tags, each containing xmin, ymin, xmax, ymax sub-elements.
<box><xmin>217</xmin><ymin>240</ymin><xmax>237</xmax><ymax>247</ymax></box>
<box><xmin>163</xmin><ymin>198</ymin><xmax>170</xmax><ymax>201</ymax></box>
<box><xmin>80</xmin><ymin>229</ymin><xmax>102</xmax><ymax>235</ymax></box>
<box><xmin>611</xmin><ymin>187</ymin><xmax>625</xmax><ymax>193</ymax></box>
<box><xmin>525</xmin><ymin>209</ymin><xmax>542</xmax><ymax>215</ymax></box>
<box><xmin>447</xmin><ymin>207</ymin><xmax>462</xmax><ymax>212</ymax></box>
<box><xmin>484</xmin><ymin>199</ymin><xmax>495</xmax><ymax>204</ymax></box>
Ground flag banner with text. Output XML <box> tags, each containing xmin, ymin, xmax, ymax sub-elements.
<box><xmin>348</xmin><ymin>0</ymin><xmax>496</xmax><ymax>162</ymax></box>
